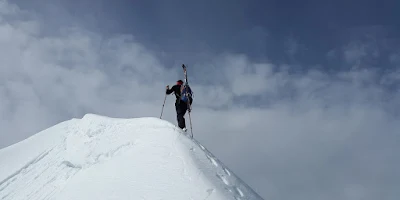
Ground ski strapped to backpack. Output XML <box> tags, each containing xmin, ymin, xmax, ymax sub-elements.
<box><xmin>181</xmin><ymin>64</ymin><xmax>194</xmax><ymax>138</ymax></box>
<box><xmin>180</xmin><ymin>64</ymin><xmax>193</xmax><ymax>107</ymax></box>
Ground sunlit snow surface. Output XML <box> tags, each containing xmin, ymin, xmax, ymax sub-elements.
<box><xmin>0</xmin><ymin>114</ymin><xmax>264</xmax><ymax>200</ymax></box>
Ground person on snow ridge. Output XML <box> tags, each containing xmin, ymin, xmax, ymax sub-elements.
<box><xmin>166</xmin><ymin>80</ymin><xmax>193</xmax><ymax>131</ymax></box>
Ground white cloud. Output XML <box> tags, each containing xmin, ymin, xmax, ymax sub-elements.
<box><xmin>342</xmin><ymin>38</ymin><xmax>381</xmax><ymax>69</ymax></box>
<box><xmin>343</xmin><ymin>42</ymin><xmax>367</xmax><ymax>65</ymax></box>
<box><xmin>0</xmin><ymin>1</ymin><xmax>399</xmax><ymax>200</ymax></box>
<box><xmin>284</xmin><ymin>36</ymin><xmax>299</xmax><ymax>56</ymax></box>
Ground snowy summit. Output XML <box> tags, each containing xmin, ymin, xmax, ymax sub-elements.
<box><xmin>0</xmin><ymin>114</ymin><xmax>264</xmax><ymax>200</ymax></box>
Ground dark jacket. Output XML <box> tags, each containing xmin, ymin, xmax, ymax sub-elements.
<box><xmin>166</xmin><ymin>85</ymin><xmax>183</xmax><ymax>104</ymax></box>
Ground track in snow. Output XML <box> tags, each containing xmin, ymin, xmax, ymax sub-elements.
<box><xmin>0</xmin><ymin>142</ymin><xmax>79</xmax><ymax>200</ymax></box>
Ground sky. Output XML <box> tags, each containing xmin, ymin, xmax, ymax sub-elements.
<box><xmin>1</xmin><ymin>0</ymin><xmax>400</xmax><ymax>199</ymax></box>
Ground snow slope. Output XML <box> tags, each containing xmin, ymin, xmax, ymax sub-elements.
<box><xmin>0</xmin><ymin>114</ymin><xmax>264</xmax><ymax>200</ymax></box>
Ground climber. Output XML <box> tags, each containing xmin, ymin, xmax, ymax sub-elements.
<box><xmin>166</xmin><ymin>80</ymin><xmax>193</xmax><ymax>131</ymax></box>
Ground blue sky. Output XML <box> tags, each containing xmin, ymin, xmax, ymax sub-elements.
<box><xmin>2</xmin><ymin>0</ymin><xmax>400</xmax><ymax>199</ymax></box>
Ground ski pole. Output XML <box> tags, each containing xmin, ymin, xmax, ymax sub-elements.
<box><xmin>187</xmin><ymin>99</ymin><xmax>193</xmax><ymax>138</ymax></box>
<box><xmin>188</xmin><ymin>110</ymin><xmax>193</xmax><ymax>138</ymax></box>
<box><xmin>160</xmin><ymin>93</ymin><xmax>167</xmax><ymax>119</ymax></box>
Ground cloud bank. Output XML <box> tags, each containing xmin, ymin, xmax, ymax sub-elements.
<box><xmin>0</xmin><ymin>1</ymin><xmax>399</xmax><ymax>199</ymax></box>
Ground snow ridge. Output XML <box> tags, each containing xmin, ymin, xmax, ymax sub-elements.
<box><xmin>0</xmin><ymin>114</ymin><xmax>264</xmax><ymax>200</ymax></box>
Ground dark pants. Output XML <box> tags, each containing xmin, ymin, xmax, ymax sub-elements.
<box><xmin>175</xmin><ymin>98</ymin><xmax>193</xmax><ymax>129</ymax></box>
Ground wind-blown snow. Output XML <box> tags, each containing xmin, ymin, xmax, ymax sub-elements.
<box><xmin>0</xmin><ymin>114</ymin><xmax>264</xmax><ymax>200</ymax></box>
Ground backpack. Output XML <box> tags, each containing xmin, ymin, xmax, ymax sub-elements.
<box><xmin>180</xmin><ymin>84</ymin><xmax>193</xmax><ymax>103</ymax></box>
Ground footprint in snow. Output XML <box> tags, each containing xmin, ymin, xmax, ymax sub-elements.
<box><xmin>223</xmin><ymin>167</ymin><xmax>231</xmax><ymax>176</ymax></box>
<box><xmin>235</xmin><ymin>186</ymin><xmax>244</xmax><ymax>197</ymax></box>
<box><xmin>61</xmin><ymin>161</ymin><xmax>82</xmax><ymax>169</ymax></box>
<box><xmin>216</xmin><ymin>174</ymin><xmax>230</xmax><ymax>186</ymax></box>
<box><xmin>206</xmin><ymin>188</ymin><xmax>214</xmax><ymax>194</ymax></box>
<box><xmin>198</xmin><ymin>144</ymin><xmax>206</xmax><ymax>150</ymax></box>
<box><xmin>206</xmin><ymin>154</ymin><xmax>218</xmax><ymax>167</ymax></box>
<box><xmin>204</xmin><ymin>188</ymin><xmax>214</xmax><ymax>199</ymax></box>
<box><xmin>234</xmin><ymin>196</ymin><xmax>243</xmax><ymax>200</ymax></box>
